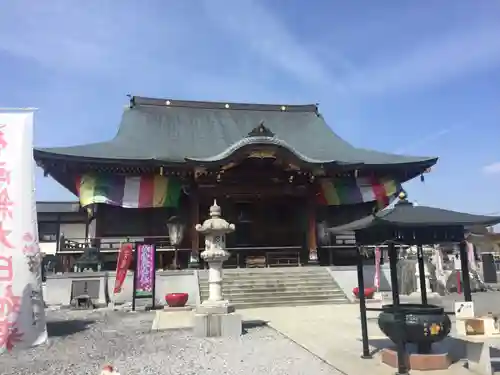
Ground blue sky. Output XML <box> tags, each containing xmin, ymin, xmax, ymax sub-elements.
<box><xmin>0</xmin><ymin>0</ymin><xmax>499</xmax><ymax>215</ymax></box>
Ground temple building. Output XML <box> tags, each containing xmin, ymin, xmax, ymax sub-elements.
<box><xmin>34</xmin><ymin>96</ymin><xmax>437</xmax><ymax>270</ymax></box>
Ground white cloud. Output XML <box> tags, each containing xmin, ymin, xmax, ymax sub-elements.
<box><xmin>338</xmin><ymin>24</ymin><xmax>500</xmax><ymax>95</ymax></box>
<box><xmin>202</xmin><ymin>0</ymin><xmax>500</xmax><ymax>97</ymax></box>
<box><xmin>2</xmin><ymin>0</ymin><xmax>500</xmax><ymax>100</ymax></box>
<box><xmin>483</xmin><ymin>162</ymin><xmax>500</xmax><ymax>175</ymax></box>
<box><xmin>0</xmin><ymin>1</ymin><xmax>193</xmax><ymax>75</ymax></box>
<box><xmin>201</xmin><ymin>0</ymin><xmax>334</xmax><ymax>89</ymax></box>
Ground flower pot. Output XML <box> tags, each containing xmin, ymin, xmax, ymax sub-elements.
<box><xmin>165</xmin><ymin>293</ymin><xmax>189</xmax><ymax>308</ymax></box>
<box><xmin>352</xmin><ymin>287</ymin><xmax>375</xmax><ymax>299</ymax></box>
<box><xmin>377</xmin><ymin>303</ymin><xmax>451</xmax><ymax>354</ymax></box>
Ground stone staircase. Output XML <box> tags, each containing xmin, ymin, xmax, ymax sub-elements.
<box><xmin>198</xmin><ymin>266</ymin><xmax>349</xmax><ymax>309</ymax></box>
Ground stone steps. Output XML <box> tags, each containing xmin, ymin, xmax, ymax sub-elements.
<box><xmin>200</xmin><ymin>291</ymin><xmax>347</xmax><ymax>302</ymax></box>
<box><xmin>199</xmin><ymin>286</ymin><xmax>343</xmax><ymax>294</ymax></box>
<box><xmin>198</xmin><ymin>266</ymin><xmax>349</xmax><ymax>309</ymax></box>
<box><xmin>198</xmin><ymin>278</ymin><xmax>336</xmax><ymax>286</ymax></box>
<box><xmin>232</xmin><ymin>298</ymin><xmax>349</xmax><ymax>309</ymax></box>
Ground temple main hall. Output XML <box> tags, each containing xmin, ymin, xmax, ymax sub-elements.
<box><xmin>34</xmin><ymin>96</ymin><xmax>436</xmax><ymax>270</ymax></box>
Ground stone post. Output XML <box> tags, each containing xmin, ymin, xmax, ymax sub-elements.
<box><xmin>193</xmin><ymin>200</ymin><xmax>242</xmax><ymax>337</ymax></box>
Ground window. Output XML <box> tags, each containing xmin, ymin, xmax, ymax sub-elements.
<box><xmin>38</xmin><ymin>222</ymin><xmax>59</xmax><ymax>242</ymax></box>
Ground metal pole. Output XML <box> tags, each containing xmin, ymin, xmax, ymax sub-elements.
<box><xmin>417</xmin><ymin>245</ymin><xmax>428</xmax><ymax>305</ymax></box>
<box><xmin>356</xmin><ymin>246</ymin><xmax>371</xmax><ymax>359</ymax></box>
<box><xmin>459</xmin><ymin>240</ymin><xmax>472</xmax><ymax>302</ymax></box>
<box><xmin>388</xmin><ymin>242</ymin><xmax>409</xmax><ymax>375</ymax></box>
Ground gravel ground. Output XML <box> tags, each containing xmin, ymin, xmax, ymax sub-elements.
<box><xmin>0</xmin><ymin>309</ymin><xmax>340</xmax><ymax>375</ymax></box>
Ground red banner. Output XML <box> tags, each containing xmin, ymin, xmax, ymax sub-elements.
<box><xmin>114</xmin><ymin>243</ymin><xmax>133</xmax><ymax>294</ymax></box>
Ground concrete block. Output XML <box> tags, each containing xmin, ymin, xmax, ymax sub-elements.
<box><xmin>195</xmin><ymin>304</ymin><xmax>235</xmax><ymax>315</ymax></box>
<box><xmin>151</xmin><ymin>310</ymin><xmax>193</xmax><ymax>331</ymax></box>
<box><xmin>163</xmin><ymin>306</ymin><xmax>193</xmax><ymax>312</ymax></box>
<box><xmin>193</xmin><ymin>313</ymin><xmax>242</xmax><ymax>337</ymax></box>
<box><xmin>457</xmin><ymin>316</ymin><xmax>500</xmax><ymax>337</ymax></box>
<box><xmin>44</xmin><ymin>276</ymin><xmax>73</xmax><ymax>306</ymax></box>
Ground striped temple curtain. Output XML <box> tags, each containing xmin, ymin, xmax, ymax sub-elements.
<box><xmin>316</xmin><ymin>177</ymin><xmax>401</xmax><ymax>209</ymax></box>
<box><xmin>75</xmin><ymin>174</ymin><xmax>182</xmax><ymax>208</ymax></box>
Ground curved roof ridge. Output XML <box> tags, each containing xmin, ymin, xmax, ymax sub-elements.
<box><xmin>185</xmin><ymin>135</ymin><xmax>344</xmax><ymax>165</ymax></box>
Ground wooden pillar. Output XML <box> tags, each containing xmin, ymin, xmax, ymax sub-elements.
<box><xmin>306</xmin><ymin>185</ymin><xmax>318</xmax><ymax>263</ymax></box>
<box><xmin>190</xmin><ymin>184</ymin><xmax>200</xmax><ymax>261</ymax></box>
<box><xmin>159</xmin><ymin>253</ymin><xmax>164</xmax><ymax>270</ymax></box>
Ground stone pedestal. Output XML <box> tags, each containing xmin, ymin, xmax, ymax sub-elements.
<box><xmin>381</xmin><ymin>347</ymin><xmax>451</xmax><ymax>371</ymax></box>
<box><xmin>194</xmin><ymin>200</ymin><xmax>242</xmax><ymax>337</ymax></box>
<box><xmin>193</xmin><ymin>304</ymin><xmax>242</xmax><ymax>337</ymax></box>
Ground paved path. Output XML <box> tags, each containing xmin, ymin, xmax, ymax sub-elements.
<box><xmin>240</xmin><ymin>304</ymin><xmax>474</xmax><ymax>375</ymax></box>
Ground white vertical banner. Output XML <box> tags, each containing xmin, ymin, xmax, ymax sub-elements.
<box><xmin>374</xmin><ymin>247</ymin><xmax>381</xmax><ymax>291</ymax></box>
<box><xmin>0</xmin><ymin>112</ymin><xmax>47</xmax><ymax>352</ymax></box>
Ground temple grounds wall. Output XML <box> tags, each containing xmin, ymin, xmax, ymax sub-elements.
<box><xmin>44</xmin><ymin>270</ymin><xmax>200</xmax><ymax>307</ymax></box>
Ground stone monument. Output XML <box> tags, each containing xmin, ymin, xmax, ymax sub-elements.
<box><xmin>193</xmin><ymin>200</ymin><xmax>242</xmax><ymax>337</ymax></box>
<box><xmin>415</xmin><ymin>258</ymin><xmax>433</xmax><ymax>295</ymax></box>
<box><xmin>410</xmin><ymin>246</ymin><xmax>441</xmax><ymax>302</ymax></box>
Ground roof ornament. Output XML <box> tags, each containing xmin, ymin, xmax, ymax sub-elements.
<box><xmin>247</xmin><ymin>121</ymin><xmax>275</xmax><ymax>138</ymax></box>
<box><xmin>395</xmin><ymin>190</ymin><xmax>413</xmax><ymax>206</ymax></box>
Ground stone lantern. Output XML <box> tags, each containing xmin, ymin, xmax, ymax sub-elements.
<box><xmin>193</xmin><ymin>200</ymin><xmax>241</xmax><ymax>337</ymax></box>
<box><xmin>196</xmin><ymin>200</ymin><xmax>235</xmax><ymax>305</ymax></box>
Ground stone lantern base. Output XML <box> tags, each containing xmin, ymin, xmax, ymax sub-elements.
<box><xmin>193</xmin><ymin>303</ymin><xmax>242</xmax><ymax>337</ymax></box>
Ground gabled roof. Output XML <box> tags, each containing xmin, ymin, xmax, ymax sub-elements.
<box><xmin>329</xmin><ymin>200</ymin><xmax>500</xmax><ymax>232</ymax></box>
<box><xmin>34</xmin><ymin>96</ymin><xmax>437</xmax><ymax>174</ymax></box>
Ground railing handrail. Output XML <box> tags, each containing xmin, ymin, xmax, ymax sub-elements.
<box><xmin>63</xmin><ymin>235</ymin><xmax>171</xmax><ymax>241</ymax></box>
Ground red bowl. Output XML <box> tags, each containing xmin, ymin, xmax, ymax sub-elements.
<box><xmin>352</xmin><ymin>287</ymin><xmax>375</xmax><ymax>299</ymax></box>
<box><xmin>165</xmin><ymin>293</ymin><xmax>189</xmax><ymax>307</ymax></box>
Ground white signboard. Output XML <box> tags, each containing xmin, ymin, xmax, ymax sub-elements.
<box><xmin>0</xmin><ymin>112</ymin><xmax>47</xmax><ymax>352</ymax></box>
<box><xmin>455</xmin><ymin>301</ymin><xmax>475</xmax><ymax>320</ymax></box>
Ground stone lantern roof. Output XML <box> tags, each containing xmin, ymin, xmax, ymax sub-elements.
<box><xmin>195</xmin><ymin>200</ymin><xmax>235</xmax><ymax>234</ymax></box>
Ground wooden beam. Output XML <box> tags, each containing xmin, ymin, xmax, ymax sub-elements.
<box><xmin>197</xmin><ymin>184</ymin><xmax>308</xmax><ymax>197</ymax></box>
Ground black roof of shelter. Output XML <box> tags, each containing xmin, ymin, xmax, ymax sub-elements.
<box><xmin>329</xmin><ymin>197</ymin><xmax>500</xmax><ymax>245</ymax></box>
<box><xmin>34</xmin><ymin>96</ymin><xmax>437</xmax><ymax>179</ymax></box>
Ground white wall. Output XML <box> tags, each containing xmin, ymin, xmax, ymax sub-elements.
<box><xmin>60</xmin><ymin>223</ymin><xmax>86</xmax><ymax>242</ymax></box>
<box><xmin>39</xmin><ymin>242</ymin><xmax>57</xmax><ymax>255</ymax></box>
<box><xmin>44</xmin><ymin>270</ymin><xmax>200</xmax><ymax>306</ymax></box>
